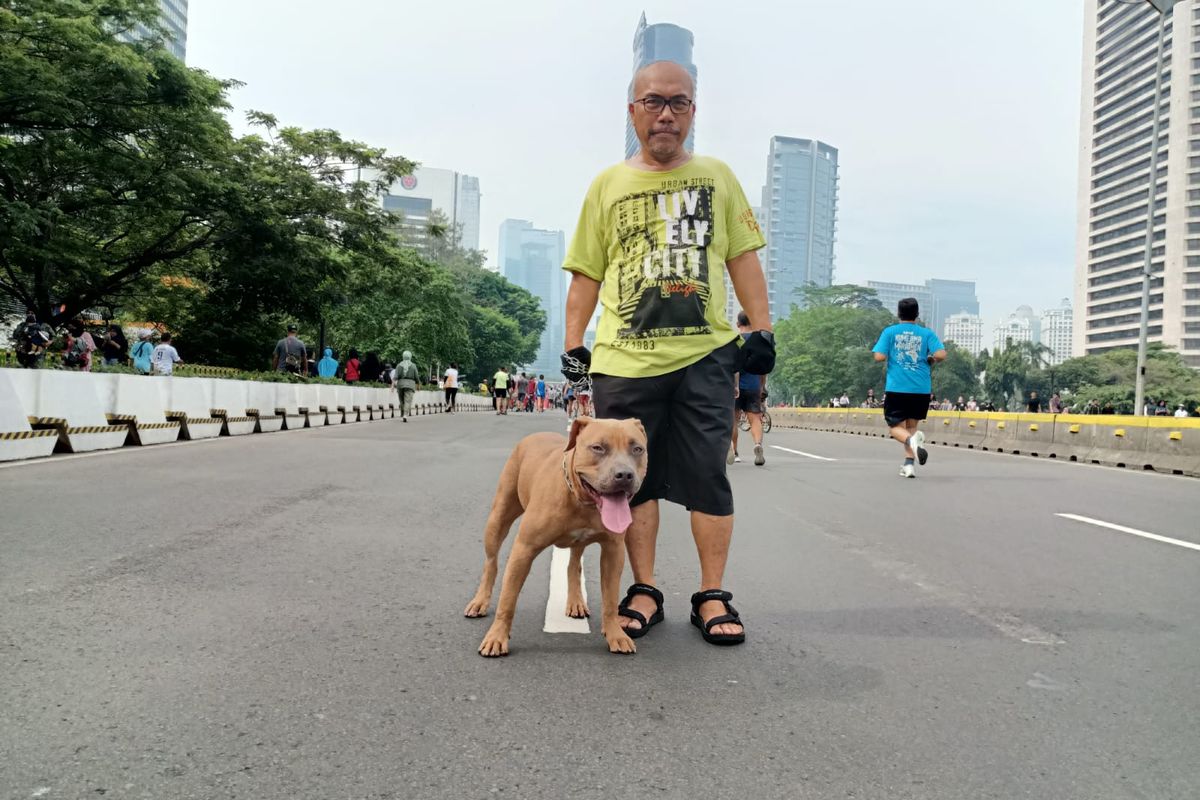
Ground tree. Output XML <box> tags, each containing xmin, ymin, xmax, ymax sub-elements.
<box><xmin>931</xmin><ymin>342</ymin><xmax>980</xmax><ymax>402</ymax></box>
<box><xmin>1</xmin><ymin>0</ymin><xmax>238</xmax><ymax>325</ymax></box>
<box><xmin>801</xmin><ymin>283</ymin><xmax>885</xmax><ymax>310</ymax></box>
<box><xmin>774</xmin><ymin>304</ymin><xmax>894</xmax><ymax>405</ymax></box>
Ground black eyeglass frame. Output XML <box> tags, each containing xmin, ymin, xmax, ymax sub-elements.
<box><xmin>633</xmin><ymin>94</ymin><xmax>694</xmax><ymax>114</ymax></box>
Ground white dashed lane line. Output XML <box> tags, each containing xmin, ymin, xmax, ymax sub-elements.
<box><xmin>770</xmin><ymin>445</ymin><xmax>837</xmax><ymax>462</ymax></box>
<box><xmin>1055</xmin><ymin>513</ymin><xmax>1200</xmax><ymax>553</ymax></box>
<box><xmin>543</xmin><ymin>546</ymin><xmax>591</xmax><ymax>634</ymax></box>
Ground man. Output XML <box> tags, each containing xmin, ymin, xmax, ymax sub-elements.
<box><xmin>872</xmin><ymin>297</ymin><xmax>946</xmax><ymax>478</ymax></box>
<box><xmin>1026</xmin><ymin>390</ymin><xmax>1041</xmax><ymax>414</ymax></box>
<box><xmin>11</xmin><ymin>312</ymin><xmax>53</xmax><ymax>368</ymax></box>
<box><xmin>493</xmin><ymin>366</ymin><xmax>510</xmax><ymax>416</ymax></box>
<box><xmin>560</xmin><ymin>60</ymin><xmax>773</xmax><ymax>646</ymax></box>
<box><xmin>1049</xmin><ymin>392</ymin><xmax>1064</xmax><ymax>414</ymax></box>
<box><xmin>152</xmin><ymin>332</ymin><xmax>182</xmax><ymax>376</ymax></box>
<box><xmin>1175</xmin><ymin>403</ymin><xmax>1190</xmax><ymax>418</ymax></box>
<box><xmin>730</xmin><ymin>310</ymin><xmax>767</xmax><ymax>466</ymax></box>
<box><xmin>516</xmin><ymin>372</ymin><xmax>528</xmax><ymax>412</ymax></box>
<box><xmin>273</xmin><ymin>324</ymin><xmax>308</xmax><ymax>375</ymax></box>
<box><xmin>392</xmin><ymin>350</ymin><xmax>419</xmax><ymax>422</ymax></box>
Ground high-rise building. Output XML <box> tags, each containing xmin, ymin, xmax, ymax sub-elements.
<box><xmin>118</xmin><ymin>0</ymin><xmax>188</xmax><ymax>61</ymax></box>
<box><xmin>1075</xmin><ymin>1</ymin><xmax>1200</xmax><ymax>367</ymax></box>
<box><xmin>1040</xmin><ymin>298</ymin><xmax>1075</xmax><ymax>365</ymax></box>
<box><xmin>762</xmin><ymin>137</ymin><xmax>839</xmax><ymax>319</ymax></box>
<box><xmin>725</xmin><ymin>206</ymin><xmax>768</xmax><ymax>325</ymax></box>
<box><xmin>994</xmin><ymin>313</ymin><xmax>1034</xmax><ymax>353</ymax></box>
<box><xmin>866</xmin><ymin>278</ymin><xmax>979</xmax><ymax>337</ymax></box>
<box><xmin>379</xmin><ymin>166</ymin><xmax>482</xmax><ymax>253</ymax></box>
<box><xmin>625</xmin><ymin>14</ymin><xmax>697</xmax><ymax>159</ymax></box>
<box><xmin>498</xmin><ymin>220</ymin><xmax>567</xmax><ymax>375</ymax></box>
<box><xmin>944</xmin><ymin>312</ymin><xmax>985</xmax><ymax>356</ymax></box>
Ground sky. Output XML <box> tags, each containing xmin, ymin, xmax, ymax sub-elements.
<box><xmin>188</xmin><ymin>0</ymin><xmax>1085</xmax><ymax>332</ymax></box>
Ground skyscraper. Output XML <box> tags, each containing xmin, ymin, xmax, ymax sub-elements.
<box><xmin>943</xmin><ymin>312</ymin><xmax>985</xmax><ymax>356</ymax></box>
<box><xmin>118</xmin><ymin>0</ymin><xmax>188</xmax><ymax>61</ymax></box>
<box><xmin>762</xmin><ymin>137</ymin><xmax>839</xmax><ymax>320</ymax></box>
<box><xmin>1040</xmin><ymin>298</ymin><xmax>1075</xmax><ymax>365</ymax></box>
<box><xmin>498</xmin><ymin>220</ymin><xmax>567</xmax><ymax>375</ymax></box>
<box><xmin>1075</xmin><ymin>1</ymin><xmax>1200</xmax><ymax>367</ymax></box>
<box><xmin>866</xmin><ymin>278</ymin><xmax>979</xmax><ymax>337</ymax></box>
<box><xmin>994</xmin><ymin>312</ymin><xmax>1034</xmax><ymax>353</ymax></box>
<box><xmin>625</xmin><ymin>14</ymin><xmax>697</xmax><ymax>159</ymax></box>
<box><xmin>379</xmin><ymin>166</ymin><xmax>482</xmax><ymax>253</ymax></box>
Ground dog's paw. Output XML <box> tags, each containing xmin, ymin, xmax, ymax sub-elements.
<box><xmin>565</xmin><ymin>598</ymin><xmax>590</xmax><ymax>618</ymax></box>
<box><xmin>604</xmin><ymin>632</ymin><xmax>637</xmax><ymax>655</ymax></box>
<box><xmin>478</xmin><ymin>631</ymin><xmax>510</xmax><ymax>657</ymax></box>
<box><xmin>463</xmin><ymin>598</ymin><xmax>490</xmax><ymax>618</ymax></box>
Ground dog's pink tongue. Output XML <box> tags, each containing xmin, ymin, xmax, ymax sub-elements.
<box><xmin>597</xmin><ymin>493</ymin><xmax>633</xmax><ymax>534</ymax></box>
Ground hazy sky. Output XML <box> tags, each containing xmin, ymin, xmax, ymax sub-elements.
<box><xmin>189</xmin><ymin>0</ymin><xmax>1084</xmax><ymax>330</ymax></box>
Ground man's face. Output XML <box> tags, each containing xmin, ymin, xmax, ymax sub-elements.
<box><xmin>628</xmin><ymin>62</ymin><xmax>695</xmax><ymax>162</ymax></box>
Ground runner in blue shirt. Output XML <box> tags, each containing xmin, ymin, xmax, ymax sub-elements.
<box><xmin>536</xmin><ymin>375</ymin><xmax>547</xmax><ymax>412</ymax></box>
<box><xmin>872</xmin><ymin>297</ymin><xmax>946</xmax><ymax>478</ymax></box>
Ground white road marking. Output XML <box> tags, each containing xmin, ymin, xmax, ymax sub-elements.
<box><xmin>1055</xmin><ymin>513</ymin><xmax>1200</xmax><ymax>553</ymax></box>
<box><xmin>543</xmin><ymin>546</ymin><xmax>590</xmax><ymax>634</ymax></box>
<box><xmin>770</xmin><ymin>445</ymin><xmax>837</xmax><ymax>462</ymax></box>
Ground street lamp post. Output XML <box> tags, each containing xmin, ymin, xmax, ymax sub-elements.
<box><xmin>1133</xmin><ymin>0</ymin><xmax>1178</xmax><ymax>416</ymax></box>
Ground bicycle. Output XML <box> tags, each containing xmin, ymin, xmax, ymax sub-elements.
<box><xmin>738</xmin><ymin>407</ymin><xmax>772</xmax><ymax>434</ymax></box>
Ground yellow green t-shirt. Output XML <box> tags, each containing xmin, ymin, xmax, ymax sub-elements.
<box><xmin>562</xmin><ymin>156</ymin><xmax>766</xmax><ymax>378</ymax></box>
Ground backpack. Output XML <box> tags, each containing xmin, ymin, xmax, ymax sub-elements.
<box><xmin>281</xmin><ymin>339</ymin><xmax>304</xmax><ymax>372</ymax></box>
<box><xmin>63</xmin><ymin>335</ymin><xmax>89</xmax><ymax>367</ymax></box>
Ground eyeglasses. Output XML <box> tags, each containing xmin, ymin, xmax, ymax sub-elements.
<box><xmin>634</xmin><ymin>95</ymin><xmax>694</xmax><ymax>114</ymax></box>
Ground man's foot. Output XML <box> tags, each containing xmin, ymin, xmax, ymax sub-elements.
<box><xmin>726</xmin><ymin>445</ymin><xmax>736</xmax><ymax>465</ymax></box>
<box><xmin>690</xmin><ymin>590</ymin><xmax>745</xmax><ymax>643</ymax></box>
<box><xmin>734</xmin><ymin>453</ymin><xmax>742</xmax><ymax>463</ymax></box>
<box><xmin>909</xmin><ymin>430</ymin><xmax>928</xmax><ymax>465</ymax></box>
<box><xmin>753</xmin><ymin>443</ymin><xmax>765</xmax><ymax>466</ymax></box>
<box><xmin>402</xmin><ymin>416</ymin><xmax>407</xmax><ymax>422</ymax></box>
<box><xmin>618</xmin><ymin>590</ymin><xmax>661</xmax><ymax>635</ymax></box>
<box><xmin>899</xmin><ymin>463</ymin><xmax>915</xmax><ymax>478</ymax></box>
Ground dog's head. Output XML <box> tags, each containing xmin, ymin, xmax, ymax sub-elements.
<box><xmin>565</xmin><ymin>416</ymin><xmax>648</xmax><ymax>534</ymax></box>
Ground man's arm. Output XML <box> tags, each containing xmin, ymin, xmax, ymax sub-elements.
<box><xmin>564</xmin><ymin>273</ymin><xmax>601</xmax><ymax>350</ymax></box>
<box><xmin>874</xmin><ymin>352</ymin><xmax>887</xmax><ymax>362</ymax></box>
<box><xmin>930</xmin><ymin>349</ymin><xmax>947</xmax><ymax>363</ymax></box>
<box><xmin>726</xmin><ymin>251</ymin><xmax>771</xmax><ymax>331</ymax></box>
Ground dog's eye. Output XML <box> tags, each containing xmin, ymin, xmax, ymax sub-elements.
<box><xmin>631</xmin><ymin>445</ymin><xmax>645</xmax><ymax>455</ymax></box>
<box><xmin>590</xmin><ymin>443</ymin><xmax>606</xmax><ymax>454</ymax></box>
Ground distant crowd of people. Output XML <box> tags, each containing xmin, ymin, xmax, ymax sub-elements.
<box><xmin>819</xmin><ymin>386</ymin><xmax>1197</xmax><ymax>417</ymax></box>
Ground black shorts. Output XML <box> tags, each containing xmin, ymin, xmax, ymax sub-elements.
<box><xmin>494</xmin><ymin>389</ymin><xmax>507</xmax><ymax>399</ymax></box>
<box><xmin>735</xmin><ymin>391</ymin><xmax>763</xmax><ymax>414</ymax></box>
<box><xmin>592</xmin><ymin>340</ymin><xmax>738</xmax><ymax>516</ymax></box>
<box><xmin>884</xmin><ymin>391</ymin><xmax>930</xmax><ymax>427</ymax></box>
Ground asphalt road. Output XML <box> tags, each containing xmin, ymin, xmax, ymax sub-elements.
<box><xmin>2</xmin><ymin>412</ymin><xmax>1198</xmax><ymax>800</ymax></box>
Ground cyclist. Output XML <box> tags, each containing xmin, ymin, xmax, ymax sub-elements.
<box><xmin>729</xmin><ymin>311</ymin><xmax>767</xmax><ymax>466</ymax></box>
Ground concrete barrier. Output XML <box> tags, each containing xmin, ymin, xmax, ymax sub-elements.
<box><xmin>160</xmin><ymin>377</ymin><xmax>223</xmax><ymax>440</ymax></box>
<box><xmin>1011</xmin><ymin>413</ymin><xmax>1058</xmax><ymax>458</ymax></box>
<box><xmin>318</xmin><ymin>386</ymin><xmax>343</xmax><ymax>425</ymax></box>
<box><xmin>272</xmin><ymin>384</ymin><xmax>306</xmax><ymax>430</ymax></box>
<box><xmin>246</xmin><ymin>382</ymin><xmax>284</xmax><ymax>433</ymax></box>
<box><xmin>210</xmin><ymin>379</ymin><xmax>256</xmax><ymax>436</ymax></box>
<box><xmin>1145</xmin><ymin>417</ymin><xmax>1200</xmax><ymax>476</ymax></box>
<box><xmin>296</xmin><ymin>385</ymin><xmax>324</xmax><ymax>427</ymax></box>
<box><xmin>93</xmin><ymin>372</ymin><xmax>182</xmax><ymax>445</ymax></box>
<box><xmin>4</xmin><ymin>368</ymin><xmax>129</xmax><ymax>453</ymax></box>
<box><xmin>0</xmin><ymin>369</ymin><xmax>58</xmax><ymax>461</ymax></box>
<box><xmin>1080</xmin><ymin>418</ymin><xmax>1154</xmax><ymax>471</ymax></box>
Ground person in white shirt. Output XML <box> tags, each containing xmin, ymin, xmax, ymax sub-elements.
<box><xmin>151</xmin><ymin>333</ymin><xmax>182</xmax><ymax>376</ymax></box>
<box><xmin>1175</xmin><ymin>404</ymin><xmax>1190</xmax><ymax>418</ymax></box>
<box><xmin>443</xmin><ymin>362</ymin><xmax>460</xmax><ymax>413</ymax></box>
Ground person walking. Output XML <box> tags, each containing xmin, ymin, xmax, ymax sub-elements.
<box><xmin>344</xmin><ymin>349</ymin><xmax>361</xmax><ymax>383</ymax></box>
<box><xmin>62</xmin><ymin>320</ymin><xmax>96</xmax><ymax>371</ymax></box>
<box><xmin>151</xmin><ymin>332</ymin><xmax>182</xmax><ymax>376</ymax></box>
<box><xmin>536</xmin><ymin>374</ymin><xmax>547</xmax><ymax>412</ymax></box>
<box><xmin>444</xmin><ymin>362</ymin><xmax>460</xmax><ymax>412</ymax></box>
<box><xmin>317</xmin><ymin>347</ymin><xmax>339</xmax><ymax>378</ymax></box>
<box><xmin>560</xmin><ymin>60</ymin><xmax>773</xmax><ymax>646</ymax></box>
<box><xmin>273</xmin><ymin>324</ymin><xmax>308</xmax><ymax>376</ymax></box>
<box><xmin>493</xmin><ymin>366</ymin><xmax>510</xmax><ymax>415</ymax></box>
<box><xmin>872</xmin><ymin>297</ymin><xmax>946</xmax><ymax>478</ymax></box>
<box><xmin>1049</xmin><ymin>392</ymin><xmax>1064</xmax><ymax>414</ymax></box>
<box><xmin>130</xmin><ymin>329</ymin><xmax>155</xmax><ymax>375</ymax></box>
<box><xmin>393</xmin><ymin>350</ymin><xmax>419</xmax><ymax>422</ymax></box>
<box><xmin>11</xmin><ymin>312</ymin><xmax>53</xmax><ymax>368</ymax></box>
<box><xmin>99</xmin><ymin>324</ymin><xmax>128</xmax><ymax>367</ymax></box>
<box><xmin>729</xmin><ymin>311</ymin><xmax>767</xmax><ymax>466</ymax></box>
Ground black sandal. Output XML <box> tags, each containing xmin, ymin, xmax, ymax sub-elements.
<box><xmin>690</xmin><ymin>589</ymin><xmax>746</xmax><ymax>646</ymax></box>
<box><xmin>618</xmin><ymin>583</ymin><xmax>665</xmax><ymax>639</ymax></box>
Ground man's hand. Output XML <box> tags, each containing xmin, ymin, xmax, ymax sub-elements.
<box><xmin>561</xmin><ymin>346</ymin><xmax>591</xmax><ymax>388</ymax></box>
<box><xmin>736</xmin><ymin>330</ymin><xmax>776</xmax><ymax>375</ymax></box>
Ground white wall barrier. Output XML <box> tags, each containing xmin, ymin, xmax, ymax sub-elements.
<box><xmin>211</xmin><ymin>379</ymin><xmax>256</xmax><ymax>436</ymax></box>
<box><xmin>296</xmin><ymin>384</ymin><xmax>325</xmax><ymax>427</ymax></box>
<box><xmin>0</xmin><ymin>369</ymin><xmax>58</xmax><ymax>461</ymax></box>
<box><xmin>317</xmin><ymin>385</ymin><xmax>342</xmax><ymax>425</ymax></box>
<box><xmin>159</xmin><ymin>376</ymin><xmax>223</xmax><ymax>440</ymax></box>
<box><xmin>246</xmin><ymin>381</ymin><xmax>285</xmax><ymax>433</ymax></box>
<box><xmin>93</xmin><ymin>373</ymin><xmax>182</xmax><ymax>445</ymax></box>
<box><xmin>2</xmin><ymin>368</ymin><xmax>128</xmax><ymax>452</ymax></box>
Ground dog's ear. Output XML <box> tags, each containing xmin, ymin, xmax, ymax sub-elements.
<box><xmin>628</xmin><ymin>418</ymin><xmax>647</xmax><ymax>444</ymax></box>
<box><xmin>565</xmin><ymin>416</ymin><xmax>593</xmax><ymax>451</ymax></box>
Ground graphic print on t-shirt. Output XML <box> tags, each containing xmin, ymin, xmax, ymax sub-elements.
<box><xmin>613</xmin><ymin>179</ymin><xmax>715</xmax><ymax>341</ymax></box>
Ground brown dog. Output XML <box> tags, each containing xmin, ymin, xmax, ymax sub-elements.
<box><xmin>464</xmin><ymin>416</ymin><xmax>648</xmax><ymax>657</ymax></box>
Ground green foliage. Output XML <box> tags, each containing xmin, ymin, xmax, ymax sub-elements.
<box><xmin>801</xmin><ymin>283</ymin><xmax>885</xmax><ymax>311</ymax></box>
<box><xmin>466</xmin><ymin>305</ymin><xmax>526</xmax><ymax>383</ymax></box>
<box><xmin>931</xmin><ymin>342</ymin><xmax>980</xmax><ymax>403</ymax></box>
<box><xmin>1056</xmin><ymin>345</ymin><xmax>1200</xmax><ymax>413</ymax></box>
<box><xmin>774</xmin><ymin>304</ymin><xmax>894</xmax><ymax>405</ymax></box>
